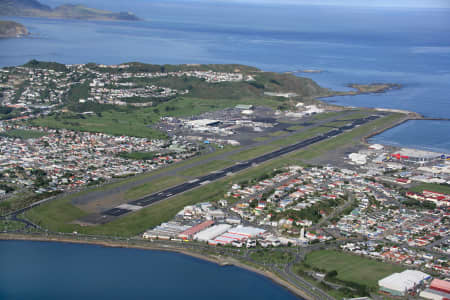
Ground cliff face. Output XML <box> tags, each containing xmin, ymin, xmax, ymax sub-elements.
<box><xmin>0</xmin><ymin>20</ymin><xmax>29</xmax><ymax>37</ymax></box>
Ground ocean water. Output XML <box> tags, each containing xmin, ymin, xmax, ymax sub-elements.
<box><xmin>369</xmin><ymin>120</ymin><xmax>450</xmax><ymax>154</ymax></box>
<box><xmin>0</xmin><ymin>240</ymin><xmax>300</xmax><ymax>300</ymax></box>
<box><xmin>0</xmin><ymin>2</ymin><xmax>449</xmax><ymax>146</ymax></box>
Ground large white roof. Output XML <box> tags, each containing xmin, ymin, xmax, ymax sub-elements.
<box><xmin>187</xmin><ymin>119</ymin><xmax>220</xmax><ymax>127</ymax></box>
<box><xmin>228</xmin><ymin>225</ymin><xmax>266</xmax><ymax>237</ymax></box>
<box><xmin>379</xmin><ymin>270</ymin><xmax>430</xmax><ymax>292</ymax></box>
<box><xmin>194</xmin><ymin>224</ymin><xmax>231</xmax><ymax>241</ymax></box>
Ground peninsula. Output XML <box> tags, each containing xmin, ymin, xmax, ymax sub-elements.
<box><xmin>1</xmin><ymin>60</ymin><xmax>448</xmax><ymax>300</ymax></box>
<box><xmin>0</xmin><ymin>0</ymin><xmax>140</xmax><ymax>21</ymax></box>
<box><xmin>0</xmin><ymin>20</ymin><xmax>28</xmax><ymax>37</ymax></box>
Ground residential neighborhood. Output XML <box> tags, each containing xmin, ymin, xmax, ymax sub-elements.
<box><xmin>0</xmin><ymin>124</ymin><xmax>198</xmax><ymax>198</ymax></box>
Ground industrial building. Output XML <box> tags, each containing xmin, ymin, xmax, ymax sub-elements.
<box><xmin>142</xmin><ymin>221</ymin><xmax>190</xmax><ymax>240</ymax></box>
<box><xmin>194</xmin><ymin>224</ymin><xmax>232</xmax><ymax>242</ymax></box>
<box><xmin>178</xmin><ymin>220</ymin><xmax>214</xmax><ymax>240</ymax></box>
<box><xmin>390</xmin><ymin>148</ymin><xmax>444</xmax><ymax>164</ymax></box>
<box><xmin>212</xmin><ymin>225</ymin><xmax>266</xmax><ymax>245</ymax></box>
<box><xmin>186</xmin><ymin>119</ymin><xmax>222</xmax><ymax>127</ymax></box>
<box><xmin>420</xmin><ymin>279</ymin><xmax>450</xmax><ymax>300</ymax></box>
<box><xmin>235</xmin><ymin>104</ymin><xmax>254</xmax><ymax>110</ymax></box>
<box><xmin>378</xmin><ymin>270</ymin><xmax>431</xmax><ymax>296</ymax></box>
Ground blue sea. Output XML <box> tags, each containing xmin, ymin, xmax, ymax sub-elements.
<box><xmin>0</xmin><ymin>240</ymin><xmax>300</xmax><ymax>300</ymax></box>
<box><xmin>368</xmin><ymin>119</ymin><xmax>450</xmax><ymax>154</ymax></box>
<box><xmin>0</xmin><ymin>1</ymin><xmax>449</xmax><ymax>151</ymax></box>
<box><xmin>0</xmin><ymin>2</ymin><xmax>449</xmax><ymax>298</ymax></box>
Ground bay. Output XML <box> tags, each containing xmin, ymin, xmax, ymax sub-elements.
<box><xmin>0</xmin><ymin>240</ymin><xmax>300</xmax><ymax>300</ymax></box>
<box><xmin>369</xmin><ymin>120</ymin><xmax>450</xmax><ymax>153</ymax></box>
<box><xmin>0</xmin><ymin>3</ymin><xmax>449</xmax><ymax>150</ymax></box>
<box><xmin>1</xmin><ymin>1</ymin><xmax>449</xmax><ymax>120</ymax></box>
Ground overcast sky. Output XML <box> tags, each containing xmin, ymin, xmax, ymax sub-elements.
<box><xmin>208</xmin><ymin>0</ymin><xmax>450</xmax><ymax>8</ymax></box>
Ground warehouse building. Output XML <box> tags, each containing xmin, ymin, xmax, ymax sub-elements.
<box><xmin>178</xmin><ymin>220</ymin><xmax>214</xmax><ymax>240</ymax></box>
<box><xmin>186</xmin><ymin>119</ymin><xmax>222</xmax><ymax>127</ymax></box>
<box><xmin>194</xmin><ymin>224</ymin><xmax>231</xmax><ymax>242</ymax></box>
<box><xmin>390</xmin><ymin>148</ymin><xmax>444</xmax><ymax>164</ymax></box>
<box><xmin>378</xmin><ymin>270</ymin><xmax>430</xmax><ymax>296</ymax></box>
<box><xmin>212</xmin><ymin>225</ymin><xmax>266</xmax><ymax>245</ymax></box>
<box><xmin>420</xmin><ymin>279</ymin><xmax>450</xmax><ymax>300</ymax></box>
<box><xmin>142</xmin><ymin>221</ymin><xmax>190</xmax><ymax>240</ymax></box>
<box><xmin>235</xmin><ymin>104</ymin><xmax>254</xmax><ymax>110</ymax></box>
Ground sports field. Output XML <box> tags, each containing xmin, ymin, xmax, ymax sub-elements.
<box><xmin>409</xmin><ymin>183</ymin><xmax>450</xmax><ymax>195</ymax></box>
<box><xmin>303</xmin><ymin>250</ymin><xmax>405</xmax><ymax>289</ymax></box>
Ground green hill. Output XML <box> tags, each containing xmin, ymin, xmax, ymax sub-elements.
<box><xmin>0</xmin><ymin>20</ymin><xmax>28</xmax><ymax>37</ymax></box>
<box><xmin>0</xmin><ymin>0</ymin><xmax>140</xmax><ymax>21</ymax></box>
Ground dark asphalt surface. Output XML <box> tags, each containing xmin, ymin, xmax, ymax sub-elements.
<box><xmin>70</xmin><ymin>110</ymin><xmax>360</xmax><ymax>208</ymax></box>
<box><xmin>99</xmin><ymin>115</ymin><xmax>379</xmax><ymax>220</ymax></box>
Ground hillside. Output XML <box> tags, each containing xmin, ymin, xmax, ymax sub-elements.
<box><xmin>0</xmin><ymin>0</ymin><xmax>140</xmax><ymax>21</ymax></box>
<box><xmin>0</xmin><ymin>20</ymin><xmax>28</xmax><ymax>37</ymax></box>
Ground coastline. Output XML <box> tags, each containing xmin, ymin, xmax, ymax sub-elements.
<box><xmin>0</xmin><ymin>234</ymin><xmax>312</xmax><ymax>300</ymax></box>
<box><xmin>361</xmin><ymin>109</ymin><xmax>421</xmax><ymax>144</ymax></box>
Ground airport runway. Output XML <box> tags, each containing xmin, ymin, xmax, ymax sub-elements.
<box><xmin>99</xmin><ymin>115</ymin><xmax>379</xmax><ymax>219</ymax></box>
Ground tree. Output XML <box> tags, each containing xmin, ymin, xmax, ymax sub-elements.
<box><xmin>325</xmin><ymin>270</ymin><xmax>338</xmax><ymax>279</ymax></box>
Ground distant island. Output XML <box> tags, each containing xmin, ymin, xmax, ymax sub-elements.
<box><xmin>0</xmin><ymin>0</ymin><xmax>140</xmax><ymax>21</ymax></box>
<box><xmin>0</xmin><ymin>20</ymin><xmax>29</xmax><ymax>37</ymax></box>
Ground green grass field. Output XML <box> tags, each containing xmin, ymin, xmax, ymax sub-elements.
<box><xmin>0</xmin><ymin>129</ymin><xmax>47</xmax><ymax>139</ymax></box>
<box><xmin>253</xmin><ymin>136</ymin><xmax>270</xmax><ymax>142</ymax></box>
<box><xmin>287</xmin><ymin>125</ymin><xmax>304</xmax><ymax>131</ymax></box>
<box><xmin>31</xmin><ymin>97</ymin><xmax>286</xmax><ymax>139</ymax></box>
<box><xmin>250</xmin><ymin>249</ymin><xmax>295</xmax><ymax>265</ymax></box>
<box><xmin>178</xmin><ymin>160</ymin><xmax>233</xmax><ymax>177</ymax></box>
<box><xmin>24</xmin><ymin>151</ymin><xmax>300</xmax><ymax>236</ymax></box>
<box><xmin>311</xmin><ymin>111</ymin><xmax>348</xmax><ymax>121</ymax></box>
<box><xmin>0</xmin><ymin>219</ymin><xmax>27</xmax><ymax>232</ymax></box>
<box><xmin>290</xmin><ymin>113</ymin><xmax>404</xmax><ymax>160</ymax></box>
<box><xmin>335</xmin><ymin>111</ymin><xmax>373</xmax><ymax>121</ymax></box>
<box><xmin>269</xmin><ymin>130</ymin><xmax>287</xmax><ymax>137</ymax></box>
<box><xmin>124</xmin><ymin>175</ymin><xmax>187</xmax><ymax>200</ymax></box>
<box><xmin>409</xmin><ymin>183</ymin><xmax>450</xmax><ymax>195</ymax></box>
<box><xmin>302</xmin><ymin>250</ymin><xmax>404</xmax><ymax>289</ymax></box>
<box><xmin>24</xmin><ymin>113</ymin><xmax>403</xmax><ymax>237</ymax></box>
<box><xmin>227</xmin><ymin>126</ymin><xmax>330</xmax><ymax>162</ymax></box>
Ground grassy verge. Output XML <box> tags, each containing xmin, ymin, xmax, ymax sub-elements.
<box><xmin>125</xmin><ymin>175</ymin><xmax>186</xmax><ymax>200</ymax></box>
<box><xmin>249</xmin><ymin>249</ymin><xmax>295</xmax><ymax>265</ymax></box>
<box><xmin>178</xmin><ymin>160</ymin><xmax>233</xmax><ymax>177</ymax></box>
<box><xmin>290</xmin><ymin>113</ymin><xmax>403</xmax><ymax>160</ymax></box>
<box><xmin>335</xmin><ymin>111</ymin><xmax>373</xmax><ymax>120</ymax></box>
<box><xmin>0</xmin><ymin>219</ymin><xmax>27</xmax><ymax>231</ymax></box>
<box><xmin>253</xmin><ymin>137</ymin><xmax>270</xmax><ymax>142</ymax></box>
<box><xmin>287</xmin><ymin>125</ymin><xmax>304</xmax><ymax>131</ymax></box>
<box><xmin>227</xmin><ymin>126</ymin><xmax>330</xmax><ymax>162</ymax></box>
<box><xmin>311</xmin><ymin>111</ymin><xmax>349</xmax><ymax>121</ymax></box>
<box><xmin>269</xmin><ymin>131</ymin><xmax>287</xmax><ymax>137</ymax></box>
<box><xmin>25</xmin><ymin>196</ymin><xmax>87</xmax><ymax>233</ymax></box>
